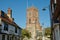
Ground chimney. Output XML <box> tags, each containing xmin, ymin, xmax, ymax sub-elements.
<box><xmin>0</xmin><ymin>10</ymin><xmax>1</xmax><ymax>17</ymax></box>
<box><xmin>7</xmin><ymin>8</ymin><xmax>12</xmax><ymax>18</ymax></box>
<box><xmin>7</xmin><ymin>8</ymin><xmax>14</xmax><ymax>22</ymax></box>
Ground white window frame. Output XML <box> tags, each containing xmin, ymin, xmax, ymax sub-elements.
<box><xmin>52</xmin><ymin>4</ymin><xmax>54</xmax><ymax>13</ymax></box>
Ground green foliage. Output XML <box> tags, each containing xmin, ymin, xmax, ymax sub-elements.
<box><xmin>45</xmin><ymin>27</ymin><xmax>51</xmax><ymax>36</ymax></box>
<box><xmin>21</xmin><ymin>29</ymin><xmax>31</xmax><ymax>39</ymax></box>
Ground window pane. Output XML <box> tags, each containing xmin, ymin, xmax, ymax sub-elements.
<box><xmin>15</xmin><ymin>27</ymin><xmax>17</xmax><ymax>33</ymax></box>
<box><xmin>4</xmin><ymin>23</ymin><xmax>8</xmax><ymax>31</ymax></box>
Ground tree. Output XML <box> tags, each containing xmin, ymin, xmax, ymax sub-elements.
<box><xmin>45</xmin><ymin>27</ymin><xmax>51</xmax><ymax>36</ymax></box>
<box><xmin>21</xmin><ymin>29</ymin><xmax>31</xmax><ymax>40</ymax></box>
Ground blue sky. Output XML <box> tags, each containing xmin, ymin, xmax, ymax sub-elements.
<box><xmin>0</xmin><ymin>0</ymin><xmax>50</xmax><ymax>28</ymax></box>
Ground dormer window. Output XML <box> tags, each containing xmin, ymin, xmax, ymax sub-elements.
<box><xmin>4</xmin><ymin>23</ymin><xmax>8</xmax><ymax>31</ymax></box>
<box><xmin>15</xmin><ymin>27</ymin><xmax>17</xmax><ymax>33</ymax></box>
<box><xmin>1</xmin><ymin>12</ymin><xmax>4</xmax><ymax>18</ymax></box>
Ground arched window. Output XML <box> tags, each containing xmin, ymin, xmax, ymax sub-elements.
<box><xmin>35</xmin><ymin>19</ymin><xmax>37</xmax><ymax>23</ymax></box>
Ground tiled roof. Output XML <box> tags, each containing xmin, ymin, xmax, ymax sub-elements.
<box><xmin>0</xmin><ymin>10</ymin><xmax>21</xmax><ymax>29</ymax></box>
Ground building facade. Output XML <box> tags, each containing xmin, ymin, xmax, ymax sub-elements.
<box><xmin>0</xmin><ymin>8</ymin><xmax>22</xmax><ymax>40</ymax></box>
<box><xmin>50</xmin><ymin>0</ymin><xmax>60</xmax><ymax>40</ymax></box>
<box><xmin>26</xmin><ymin>6</ymin><xmax>42</xmax><ymax>40</ymax></box>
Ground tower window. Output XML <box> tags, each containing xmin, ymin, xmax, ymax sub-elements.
<box><xmin>35</xmin><ymin>19</ymin><xmax>37</xmax><ymax>23</ymax></box>
<box><xmin>29</xmin><ymin>19</ymin><xmax>31</xmax><ymax>24</ymax></box>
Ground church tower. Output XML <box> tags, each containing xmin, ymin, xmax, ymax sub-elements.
<box><xmin>26</xmin><ymin>6</ymin><xmax>42</xmax><ymax>40</ymax></box>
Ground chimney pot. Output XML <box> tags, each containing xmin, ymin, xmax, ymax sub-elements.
<box><xmin>7</xmin><ymin>8</ymin><xmax>12</xmax><ymax>18</ymax></box>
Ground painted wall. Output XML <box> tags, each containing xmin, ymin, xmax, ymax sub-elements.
<box><xmin>54</xmin><ymin>24</ymin><xmax>60</xmax><ymax>40</ymax></box>
<box><xmin>0</xmin><ymin>21</ymin><xmax>21</xmax><ymax>40</ymax></box>
<box><xmin>1</xmin><ymin>21</ymin><xmax>21</xmax><ymax>36</ymax></box>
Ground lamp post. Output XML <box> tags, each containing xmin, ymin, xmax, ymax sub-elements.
<box><xmin>34</xmin><ymin>20</ymin><xmax>37</xmax><ymax>40</ymax></box>
<box><xmin>42</xmin><ymin>23</ymin><xmax>45</xmax><ymax>40</ymax></box>
<box><xmin>42</xmin><ymin>5</ymin><xmax>52</xmax><ymax>40</ymax></box>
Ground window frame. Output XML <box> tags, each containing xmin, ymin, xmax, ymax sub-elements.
<box><xmin>15</xmin><ymin>27</ymin><xmax>17</xmax><ymax>33</ymax></box>
<box><xmin>54</xmin><ymin>0</ymin><xmax>57</xmax><ymax>4</ymax></box>
<box><xmin>4</xmin><ymin>22</ymin><xmax>8</xmax><ymax>31</ymax></box>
